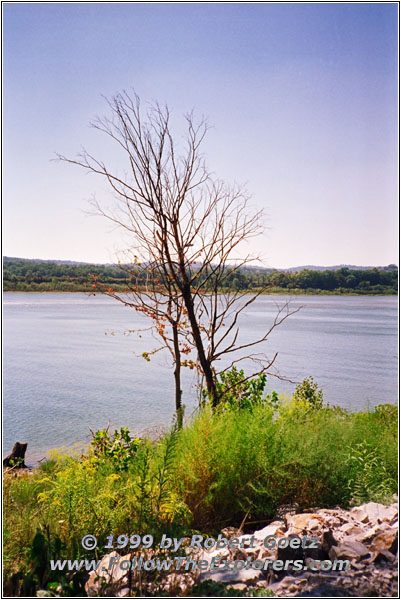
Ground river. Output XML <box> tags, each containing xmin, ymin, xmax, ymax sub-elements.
<box><xmin>3</xmin><ymin>293</ymin><xmax>397</xmax><ymax>464</ymax></box>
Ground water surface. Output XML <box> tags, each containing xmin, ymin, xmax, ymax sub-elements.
<box><xmin>3</xmin><ymin>293</ymin><xmax>397</xmax><ymax>464</ymax></box>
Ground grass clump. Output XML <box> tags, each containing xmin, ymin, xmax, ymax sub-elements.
<box><xmin>173</xmin><ymin>398</ymin><xmax>397</xmax><ymax>530</ymax></box>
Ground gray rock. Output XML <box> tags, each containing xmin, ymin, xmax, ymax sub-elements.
<box><xmin>321</xmin><ymin>529</ymin><xmax>338</xmax><ymax>554</ymax></box>
<box><xmin>351</xmin><ymin>502</ymin><xmax>398</xmax><ymax>525</ymax></box>
<box><xmin>253</xmin><ymin>521</ymin><xmax>285</xmax><ymax>540</ymax></box>
<box><xmin>277</xmin><ymin>534</ymin><xmax>305</xmax><ymax>566</ymax></box>
<box><xmin>199</xmin><ymin>568</ymin><xmax>262</xmax><ymax>584</ymax></box>
<box><xmin>329</xmin><ymin>540</ymin><xmax>371</xmax><ymax>561</ymax></box>
<box><xmin>338</xmin><ymin>522</ymin><xmax>365</xmax><ymax>536</ymax></box>
<box><xmin>373</xmin><ymin>549</ymin><xmax>396</xmax><ymax>564</ymax></box>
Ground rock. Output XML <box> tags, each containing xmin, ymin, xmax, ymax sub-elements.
<box><xmin>338</xmin><ymin>522</ymin><xmax>365</xmax><ymax>536</ymax></box>
<box><xmin>373</xmin><ymin>549</ymin><xmax>396</xmax><ymax>564</ymax></box>
<box><xmin>316</xmin><ymin>509</ymin><xmax>346</xmax><ymax>525</ymax></box>
<box><xmin>85</xmin><ymin>551</ymin><xmax>130</xmax><ymax>596</ymax></box>
<box><xmin>199</xmin><ymin>568</ymin><xmax>262</xmax><ymax>584</ymax></box>
<box><xmin>253</xmin><ymin>521</ymin><xmax>285</xmax><ymax>540</ymax></box>
<box><xmin>230</xmin><ymin>583</ymin><xmax>247</xmax><ymax>590</ymax></box>
<box><xmin>359</xmin><ymin>524</ymin><xmax>386</xmax><ymax>543</ymax></box>
<box><xmin>389</xmin><ymin>531</ymin><xmax>398</xmax><ymax>555</ymax></box>
<box><xmin>84</xmin><ymin>501</ymin><xmax>399</xmax><ymax>598</ymax></box>
<box><xmin>369</xmin><ymin>529</ymin><xmax>398</xmax><ymax>554</ymax></box>
<box><xmin>286</xmin><ymin>513</ymin><xmax>326</xmax><ymax>534</ymax></box>
<box><xmin>321</xmin><ymin>529</ymin><xmax>338</xmax><ymax>555</ymax></box>
<box><xmin>351</xmin><ymin>502</ymin><xmax>398</xmax><ymax>525</ymax></box>
<box><xmin>197</xmin><ymin>547</ymin><xmax>229</xmax><ymax>562</ymax></box>
<box><xmin>329</xmin><ymin>540</ymin><xmax>371</xmax><ymax>561</ymax></box>
<box><xmin>268</xmin><ymin>575</ymin><xmax>297</xmax><ymax>593</ymax></box>
<box><xmin>349</xmin><ymin>507</ymin><xmax>370</xmax><ymax>523</ymax></box>
<box><xmin>307</xmin><ymin>518</ymin><xmax>324</xmax><ymax>530</ymax></box>
<box><xmin>221</xmin><ymin>526</ymin><xmax>242</xmax><ymax>538</ymax></box>
<box><xmin>277</xmin><ymin>534</ymin><xmax>304</xmax><ymax>565</ymax></box>
<box><xmin>237</xmin><ymin>534</ymin><xmax>257</xmax><ymax>547</ymax></box>
<box><xmin>232</xmin><ymin>544</ymin><xmax>259</xmax><ymax>558</ymax></box>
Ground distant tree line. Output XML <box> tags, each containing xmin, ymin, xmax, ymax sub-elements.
<box><xmin>3</xmin><ymin>260</ymin><xmax>398</xmax><ymax>295</ymax></box>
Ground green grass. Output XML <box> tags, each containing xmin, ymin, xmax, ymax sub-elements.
<box><xmin>173</xmin><ymin>400</ymin><xmax>397</xmax><ymax>528</ymax></box>
<box><xmin>3</xmin><ymin>399</ymin><xmax>397</xmax><ymax>596</ymax></box>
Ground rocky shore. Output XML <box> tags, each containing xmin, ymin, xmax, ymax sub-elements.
<box><xmin>86</xmin><ymin>500</ymin><xmax>398</xmax><ymax>597</ymax></box>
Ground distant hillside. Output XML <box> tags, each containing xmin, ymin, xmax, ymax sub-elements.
<box><xmin>2</xmin><ymin>258</ymin><xmax>398</xmax><ymax>295</ymax></box>
<box><xmin>3</xmin><ymin>256</ymin><xmax>103</xmax><ymax>266</ymax></box>
<box><xmin>3</xmin><ymin>257</ymin><xmax>398</xmax><ymax>272</ymax></box>
<box><xmin>283</xmin><ymin>264</ymin><xmax>398</xmax><ymax>273</ymax></box>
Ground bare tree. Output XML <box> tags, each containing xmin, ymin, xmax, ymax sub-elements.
<box><xmin>58</xmin><ymin>91</ymin><xmax>299</xmax><ymax>409</ymax></box>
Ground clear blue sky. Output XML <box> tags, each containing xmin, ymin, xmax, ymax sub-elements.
<box><xmin>3</xmin><ymin>3</ymin><xmax>398</xmax><ymax>268</ymax></box>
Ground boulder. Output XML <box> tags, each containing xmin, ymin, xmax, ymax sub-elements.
<box><xmin>286</xmin><ymin>513</ymin><xmax>326</xmax><ymax>534</ymax></box>
<box><xmin>329</xmin><ymin>540</ymin><xmax>371</xmax><ymax>562</ymax></box>
<box><xmin>351</xmin><ymin>502</ymin><xmax>398</xmax><ymax>525</ymax></box>
<box><xmin>369</xmin><ymin>529</ymin><xmax>398</xmax><ymax>555</ymax></box>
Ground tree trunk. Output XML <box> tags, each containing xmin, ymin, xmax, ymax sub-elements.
<box><xmin>181</xmin><ymin>287</ymin><xmax>218</xmax><ymax>407</ymax></box>
<box><xmin>172</xmin><ymin>322</ymin><xmax>183</xmax><ymax>428</ymax></box>
<box><xmin>3</xmin><ymin>442</ymin><xmax>27</xmax><ymax>468</ymax></box>
<box><xmin>174</xmin><ymin>367</ymin><xmax>183</xmax><ymax>429</ymax></box>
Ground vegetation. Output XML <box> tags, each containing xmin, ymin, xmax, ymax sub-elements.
<box><xmin>3</xmin><ymin>259</ymin><xmax>398</xmax><ymax>295</ymax></box>
<box><xmin>3</xmin><ymin>376</ymin><xmax>397</xmax><ymax>597</ymax></box>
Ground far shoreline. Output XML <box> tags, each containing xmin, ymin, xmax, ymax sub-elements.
<box><xmin>3</xmin><ymin>289</ymin><xmax>398</xmax><ymax>297</ymax></box>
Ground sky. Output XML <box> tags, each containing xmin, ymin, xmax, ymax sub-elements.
<box><xmin>3</xmin><ymin>3</ymin><xmax>398</xmax><ymax>268</ymax></box>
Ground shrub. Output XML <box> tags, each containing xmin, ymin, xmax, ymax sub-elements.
<box><xmin>293</xmin><ymin>376</ymin><xmax>324</xmax><ymax>409</ymax></box>
<box><xmin>210</xmin><ymin>367</ymin><xmax>280</xmax><ymax>412</ymax></box>
<box><xmin>90</xmin><ymin>426</ymin><xmax>141</xmax><ymax>471</ymax></box>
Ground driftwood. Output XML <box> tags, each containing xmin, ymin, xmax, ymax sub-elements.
<box><xmin>3</xmin><ymin>442</ymin><xmax>27</xmax><ymax>468</ymax></box>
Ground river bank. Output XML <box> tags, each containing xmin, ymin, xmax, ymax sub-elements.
<box><xmin>3</xmin><ymin>399</ymin><xmax>398</xmax><ymax>596</ymax></box>
<box><xmin>3</xmin><ymin>260</ymin><xmax>398</xmax><ymax>295</ymax></box>
<box><xmin>84</xmin><ymin>500</ymin><xmax>398</xmax><ymax>597</ymax></box>
<box><xmin>3</xmin><ymin>287</ymin><xmax>398</xmax><ymax>295</ymax></box>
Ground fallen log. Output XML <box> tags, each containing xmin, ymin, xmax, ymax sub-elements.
<box><xmin>3</xmin><ymin>442</ymin><xmax>27</xmax><ymax>468</ymax></box>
